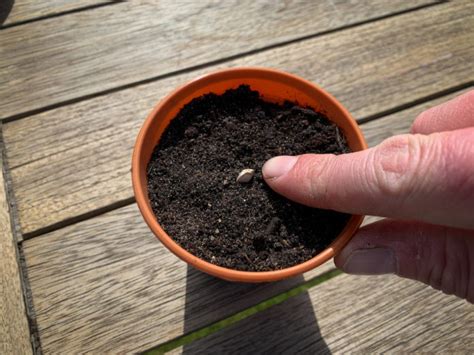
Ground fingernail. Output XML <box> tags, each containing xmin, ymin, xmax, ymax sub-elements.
<box><xmin>343</xmin><ymin>248</ymin><xmax>397</xmax><ymax>275</ymax></box>
<box><xmin>262</xmin><ymin>156</ymin><xmax>298</xmax><ymax>179</ymax></box>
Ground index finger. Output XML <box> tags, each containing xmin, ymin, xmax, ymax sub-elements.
<box><xmin>263</xmin><ymin>128</ymin><xmax>474</xmax><ymax>229</ymax></box>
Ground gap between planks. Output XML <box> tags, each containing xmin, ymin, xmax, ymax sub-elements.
<box><xmin>0</xmin><ymin>125</ymin><xmax>32</xmax><ymax>354</ymax></box>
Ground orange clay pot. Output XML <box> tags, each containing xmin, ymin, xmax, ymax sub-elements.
<box><xmin>132</xmin><ymin>67</ymin><xmax>367</xmax><ymax>283</ymax></box>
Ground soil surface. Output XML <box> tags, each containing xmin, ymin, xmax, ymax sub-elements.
<box><xmin>147</xmin><ymin>85</ymin><xmax>351</xmax><ymax>271</ymax></box>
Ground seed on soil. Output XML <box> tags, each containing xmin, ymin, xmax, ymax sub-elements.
<box><xmin>236</xmin><ymin>168</ymin><xmax>255</xmax><ymax>183</ymax></box>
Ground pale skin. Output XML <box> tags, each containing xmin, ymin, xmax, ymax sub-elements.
<box><xmin>263</xmin><ymin>90</ymin><xmax>474</xmax><ymax>303</ymax></box>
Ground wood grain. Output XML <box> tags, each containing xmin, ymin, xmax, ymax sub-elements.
<box><xmin>0</xmin><ymin>134</ymin><xmax>31</xmax><ymax>354</ymax></box>
<box><xmin>0</xmin><ymin>0</ymin><xmax>435</xmax><ymax>118</ymax></box>
<box><xmin>20</xmin><ymin>89</ymin><xmax>469</xmax><ymax>353</ymax></box>
<box><xmin>170</xmin><ymin>274</ymin><xmax>474</xmax><ymax>354</ymax></box>
<box><xmin>2</xmin><ymin>0</ymin><xmax>112</xmax><ymax>26</ymax></box>
<box><xmin>22</xmin><ymin>203</ymin><xmax>335</xmax><ymax>353</ymax></box>
<box><xmin>4</xmin><ymin>2</ymin><xmax>473</xmax><ymax>236</ymax></box>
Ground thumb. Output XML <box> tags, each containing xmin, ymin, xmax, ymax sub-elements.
<box><xmin>334</xmin><ymin>219</ymin><xmax>474</xmax><ymax>303</ymax></box>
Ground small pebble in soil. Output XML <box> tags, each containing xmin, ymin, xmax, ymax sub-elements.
<box><xmin>147</xmin><ymin>85</ymin><xmax>351</xmax><ymax>271</ymax></box>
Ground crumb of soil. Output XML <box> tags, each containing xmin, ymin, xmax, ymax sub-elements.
<box><xmin>147</xmin><ymin>85</ymin><xmax>351</xmax><ymax>271</ymax></box>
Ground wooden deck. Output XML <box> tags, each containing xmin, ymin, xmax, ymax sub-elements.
<box><xmin>1</xmin><ymin>1</ymin><xmax>473</xmax><ymax>353</ymax></box>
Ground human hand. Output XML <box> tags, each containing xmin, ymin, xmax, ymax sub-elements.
<box><xmin>262</xmin><ymin>90</ymin><xmax>474</xmax><ymax>303</ymax></box>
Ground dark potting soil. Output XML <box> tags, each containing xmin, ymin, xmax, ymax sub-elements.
<box><xmin>147</xmin><ymin>85</ymin><xmax>351</xmax><ymax>272</ymax></box>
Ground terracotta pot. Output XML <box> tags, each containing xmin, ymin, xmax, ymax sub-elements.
<box><xmin>132</xmin><ymin>67</ymin><xmax>367</xmax><ymax>282</ymax></box>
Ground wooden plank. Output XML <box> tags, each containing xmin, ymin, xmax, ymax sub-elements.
<box><xmin>20</xmin><ymin>88</ymin><xmax>469</xmax><ymax>353</ymax></box>
<box><xmin>22</xmin><ymin>203</ymin><xmax>335</xmax><ymax>354</ymax></box>
<box><xmin>170</xmin><ymin>273</ymin><xmax>474</xmax><ymax>354</ymax></box>
<box><xmin>0</xmin><ymin>133</ymin><xmax>31</xmax><ymax>354</ymax></box>
<box><xmin>0</xmin><ymin>0</ymin><xmax>435</xmax><ymax>119</ymax></box>
<box><xmin>4</xmin><ymin>2</ymin><xmax>473</xmax><ymax>236</ymax></box>
<box><xmin>2</xmin><ymin>0</ymin><xmax>112</xmax><ymax>26</ymax></box>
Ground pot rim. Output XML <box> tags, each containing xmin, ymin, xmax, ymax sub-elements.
<box><xmin>132</xmin><ymin>67</ymin><xmax>367</xmax><ymax>282</ymax></box>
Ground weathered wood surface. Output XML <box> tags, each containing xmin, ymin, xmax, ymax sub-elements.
<box><xmin>0</xmin><ymin>0</ymin><xmax>436</xmax><ymax>119</ymax></box>
<box><xmin>22</xmin><ymin>203</ymin><xmax>335</xmax><ymax>354</ymax></box>
<box><xmin>4</xmin><ymin>2</ymin><xmax>473</xmax><ymax>236</ymax></box>
<box><xmin>21</xmin><ymin>89</ymin><xmax>465</xmax><ymax>353</ymax></box>
<box><xmin>0</xmin><ymin>138</ymin><xmax>31</xmax><ymax>354</ymax></box>
<box><xmin>2</xmin><ymin>0</ymin><xmax>112</xmax><ymax>26</ymax></box>
<box><xmin>170</xmin><ymin>274</ymin><xmax>474</xmax><ymax>354</ymax></box>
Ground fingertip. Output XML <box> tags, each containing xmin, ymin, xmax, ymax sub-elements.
<box><xmin>262</xmin><ymin>155</ymin><xmax>298</xmax><ymax>180</ymax></box>
<box><xmin>263</xmin><ymin>153</ymin><xmax>348</xmax><ymax>209</ymax></box>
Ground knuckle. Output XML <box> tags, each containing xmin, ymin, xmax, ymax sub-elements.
<box><xmin>371</xmin><ymin>135</ymin><xmax>421</xmax><ymax>197</ymax></box>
